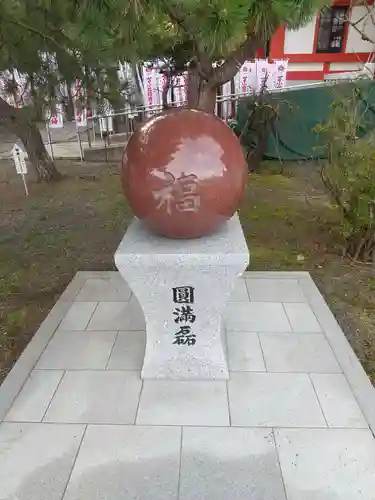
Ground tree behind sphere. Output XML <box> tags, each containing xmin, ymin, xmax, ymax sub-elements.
<box><xmin>80</xmin><ymin>0</ymin><xmax>326</xmax><ymax>113</ymax></box>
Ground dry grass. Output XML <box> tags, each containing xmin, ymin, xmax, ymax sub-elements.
<box><xmin>1</xmin><ymin>159</ymin><xmax>375</xmax><ymax>382</ymax></box>
<box><xmin>0</xmin><ymin>161</ymin><xmax>131</xmax><ymax>380</ymax></box>
<box><xmin>241</xmin><ymin>162</ymin><xmax>375</xmax><ymax>382</ymax></box>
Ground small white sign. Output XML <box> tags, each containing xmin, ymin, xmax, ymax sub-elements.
<box><xmin>12</xmin><ymin>144</ymin><xmax>27</xmax><ymax>174</ymax></box>
<box><xmin>12</xmin><ymin>144</ymin><xmax>28</xmax><ymax>195</ymax></box>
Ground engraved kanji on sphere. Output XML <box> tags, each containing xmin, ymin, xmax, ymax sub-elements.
<box><xmin>121</xmin><ymin>108</ymin><xmax>247</xmax><ymax>239</ymax></box>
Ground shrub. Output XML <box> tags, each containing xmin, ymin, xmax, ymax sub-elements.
<box><xmin>315</xmin><ymin>83</ymin><xmax>375</xmax><ymax>262</ymax></box>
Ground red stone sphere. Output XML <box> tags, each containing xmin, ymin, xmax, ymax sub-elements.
<box><xmin>121</xmin><ymin>108</ymin><xmax>247</xmax><ymax>239</ymax></box>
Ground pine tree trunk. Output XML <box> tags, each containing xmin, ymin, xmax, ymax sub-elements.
<box><xmin>17</xmin><ymin>120</ymin><xmax>61</xmax><ymax>181</ymax></box>
<box><xmin>187</xmin><ymin>34</ymin><xmax>258</xmax><ymax>114</ymax></box>
<box><xmin>66</xmin><ymin>85</ymin><xmax>75</xmax><ymax>121</ymax></box>
<box><xmin>187</xmin><ymin>69</ymin><xmax>217</xmax><ymax>113</ymax></box>
<box><xmin>162</xmin><ymin>72</ymin><xmax>172</xmax><ymax>109</ymax></box>
<box><xmin>0</xmin><ymin>96</ymin><xmax>61</xmax><ymax>181</ymax></box>
<box><xmin>187</xmin><ymin>35</ymin><xmax>259</xmax><ymax>114</ymax></box>
<box><xmin>196</xmin><ymin>84</ymin><xmax>217</xmax><ymax>113</ymax></box>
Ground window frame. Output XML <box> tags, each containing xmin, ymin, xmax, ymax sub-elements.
<box><xmin>315</xmin><ymin>5</ymin><xmax>349</xmax><ymax>54</ymax></box>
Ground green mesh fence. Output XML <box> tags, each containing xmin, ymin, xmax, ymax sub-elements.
<box><xmin>232</xmin><ymin>80</ymin><xmax>375</xmax><ymax>161</ymax></box>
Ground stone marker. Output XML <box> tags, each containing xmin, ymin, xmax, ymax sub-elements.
<box><xmin>121</xmin><ymin>108</ymin><xmax>247</xmax><ymax>239</ymax></box>
<box><xmin>115</xmin><ymin>214</ymin><xmax>249</xmax><ymax>379</ymax></box>
<box><xmin>116</xmin><ymin>108</ymin><xmax>249</xmax><ymax>379</ymax></box>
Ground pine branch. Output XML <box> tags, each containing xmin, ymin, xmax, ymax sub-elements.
<box><xmin>6</xmin><ymin>20</ymin><xmax>66</xmax><ymax>51</ymax></box>
<box><xmin>164</xmin><ymin>4</ymin><xmax>189</xmax><ymax>33</ymax></box>
<box><xmin>163</xmin><ymin>3</ymin><xmax>212</xmax><ymax>80</ymax></box>
<box><xmin>213</xmin><ymin>35</ymin><xmax>259</xmax><ymax>85</ymax></box>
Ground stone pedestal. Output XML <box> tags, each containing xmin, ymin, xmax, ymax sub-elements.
<box><xmin>114</xmin><ymin>213</ymin><xmax>249</xmax><ymax>380</ymax></box>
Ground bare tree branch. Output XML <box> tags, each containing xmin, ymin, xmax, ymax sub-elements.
<box><xmin>348</xmin><ymin>0</ymin><xmax>371</xmax><ymax>27</ymax></box>
<box><xmin>346</xmin><ymin>0</ymin><xmax>375</xmax><ymax>44</ymax></box>
<box><xmin>364</xmin><ymin>1</ymin><xmax>375</xmax><ymax>30</ymax></box>
<box><xmin>347</xmin><ymin>18</ymin><xmax>375</xmax><ymax>43</ymax></box>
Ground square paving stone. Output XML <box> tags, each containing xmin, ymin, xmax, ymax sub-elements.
<box><xmin>283</xmin><ymin>303</ymin><xmax>322</xmax><ymax>333</ymax></box>
<box><xmin>137</xmin><ymin>380</ymin><xmax>229</xmax><ymax>426</ymax></box>
<box><xmin>228</xmin><ymin>373</ymin><xmax>326</xmax><ymax>427</ymax></box>
<box><xmin>311</xmin><ymin>374</ymin><xmax>368</xmax><ymax>428</ymax></box>
<box><xmin>179</xmin><ymin>427</ymin><xmax>286</xmax><ymax>500</ymax></box>
<box><xmin>5</xmin><ymin>370</ymin><xmax>63</xmax><ymax>422</ymax></box>
<box><xmin>226</xmin><ymin>332</ymin><xmax>266</xmax><ymax>371</ymax></box>
<box><xmin>228</xmin><ymin>279</ymin><xmax>249</xmax><ymax>301</ymax></box>
<box><xmin>106</xmin><ymin>331</ymin><xmax>146</xmax><ymax>370</ymax></box>
<box><xmin>59</xmin><ymin>302</ymin><xmax>97</xmax><ymax>330</ymax></box>
<box><xmin>224</xmin><ymin>303</ymin><xmax>291</xmax><ymax>332</ymax></box>
<box><xmin>259</xmin><ymin>333</ymin><xmax>341</xmax><ymax>373</ymax></box>
<box><xmin>63</xmin><ymin>425</ymin><xmax>181</xmax><ymax>500</ymax></box>
<box><xmin>76</xmin><ymin>276</ymin><xmax>131</xmax><ymax>302</ymax></box>
<box><xmin>36</xmin><ymin>330</ymin><xmax>117</xmax><ymax>369</ymax></box>
<box><xmin>275</xmin><ymin>428</ymin><xmax>375</xmax><ymax>500</ymax></box>
<box><xmin>246</xmin><ymin>278</ymin><xmax>306</xmax><ymax>302</ymax></box>
<box><xmin>0</xmin><ymin>422</ymin><xmax>84</xmax><ymax>500</ymax></box>
<box><xmin>44</xmin><ymin>371</ymin><xmax>142</xmax><ymax>424</ymax></box>
<box><xmin>86</xmin><ymin>297</ymin><xmax>145</xmax><ymax>331</ymax></box>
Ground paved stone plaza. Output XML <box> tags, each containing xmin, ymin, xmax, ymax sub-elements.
<box><xmin>1</xmin><ymin>271</ymin><xmax>375</xmax><ymax>499</ymax></box>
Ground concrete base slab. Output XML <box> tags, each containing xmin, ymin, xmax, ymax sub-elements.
<box><xmin>1</xmin><ymin>271</ymin><xmax>375</xmax><ymax>500</ymax></box>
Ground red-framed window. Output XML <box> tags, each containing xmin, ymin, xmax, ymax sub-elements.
<box><xmin>316</xmin><ymin>6</ymin><xmax>348</xmax><ymax>53</ymax></box>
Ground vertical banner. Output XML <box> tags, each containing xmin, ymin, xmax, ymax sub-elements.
<box><xmin>221</xmin><ymin>79</ymin><xmax>233</xmax><ymax>119</ymax></box>
<box><xmin>174</xmin><ymin>73</ymin><xmax>187</xmax><ymax>106</ymax></box>
<box><xmin>99</xmin><ymin>116</ymin><xmax>114</xmax><ymax>136</ymax></box>
<box><xmin>142</xmin><ymin>66</ymin><xmax>153</xmax><ymax>109</ymax></box>
<box><xmin>138</xmin><ymin>59</ymin><xmax>288</xmax><ymax>117</ymax></box>
<box><xmin>272</xmin><ymin>60</ymin><xmax>289</xmax><ymax>90</ymax></box>
<box><xmin>233</xmin><ymin>70</ymin><xmax>241</xmax><ymax>95</ymax></box>
<box><xmin>99</xmin><ymin>98</ymin><xmax>114</xmax><ymax>137</ymax></box>
<box><xmin>264</xmin><ymin>62</ymin><xmax>277</xmax><ymax>91</ymax></box>
<box><xmin>156</xmin><ymin>71</ymin><xmax>167</xmax><ymax>107</ymax></box>
<box><xmin>152</xmin><ymin>69</ymin><xmax>161</xmax><ymax>107</ymax></box>
<box><xmin>230</xmin><ymin>59</ymin><xmax>288</xmax><ymax>114</ymax></box>
<box><xmin>142</xmin><ymin>66</ymin><xmax>160</xmax><ymax>112</ymax></box>
<box><xmin>117</xmin><ymin>62</ymin><xmax>126</xmax><ymax>84</ymax></box>
<box><xmin>240</xmin><ymin>63</ymin><xmax>249</xmax><ymax>95</ymax></box>
<box><xmin>255</xmin><ymin>59</ymin><xmax>270</xmax><ymax>93</ymax></box>
<box><xmin>75</xmin><ymin>106</ymin><xmax>87</xmax><ymax>127</ymax></box>
<box><xmin>183</xmin><ymin>72</ymin><xmax>188</xmax><ymax>103</ymax></box>
<box><xmin>142</xmin><ymin>65</ymin><xmax>188</xmax><ymax>110</ymax></box>
<box><xmin>71</xmin><ymin>78</ymin><xmax>88</xmax><ymax>126</ymax></box>
<box><xmin>237</xmin><ymin>61</ymin><xmax>256</xmax><ymax>95</ymax></box>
